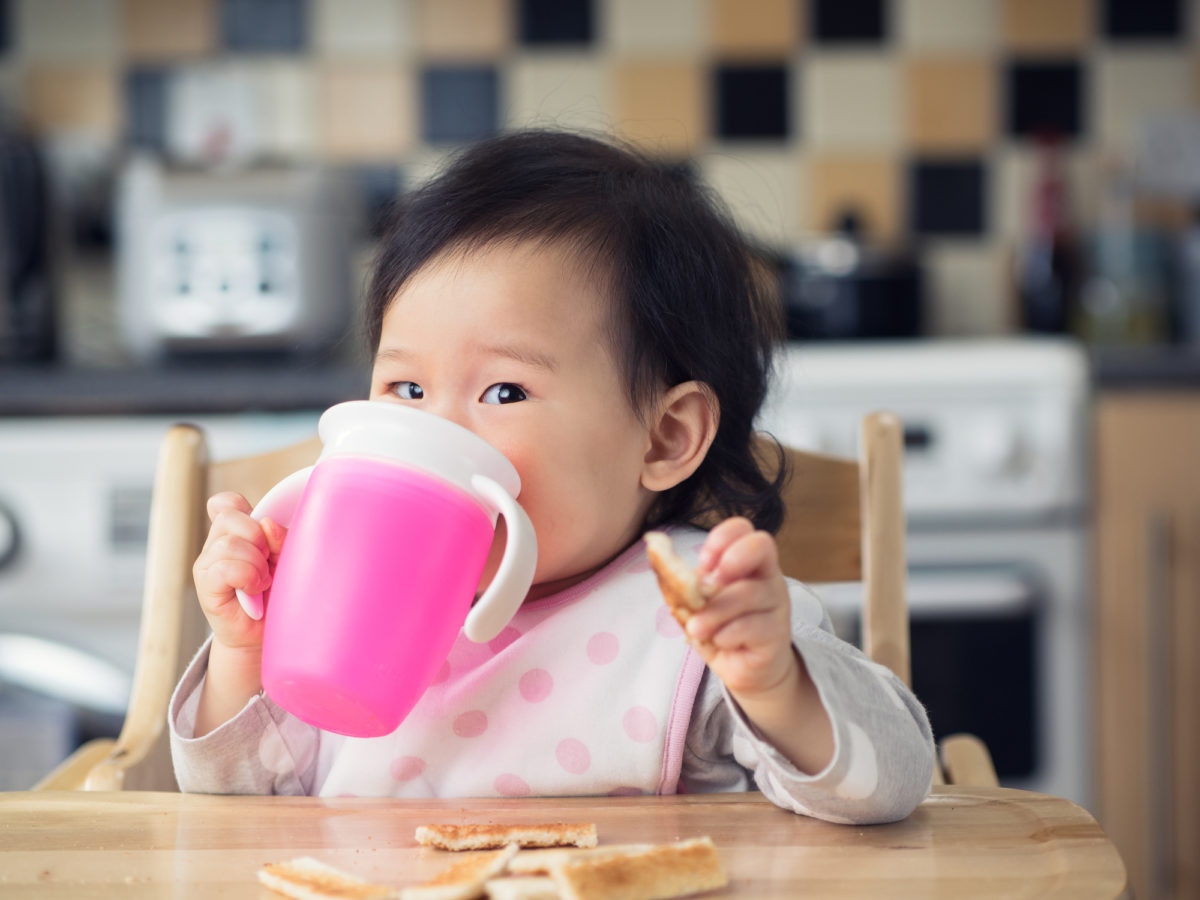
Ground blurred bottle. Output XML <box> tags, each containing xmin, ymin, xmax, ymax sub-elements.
<box><xmin>1016</xmin><ymin>135</ymin><xmax>1081</xmax><ymax>334</ymax></box>
<box><xmin>1078</xmin><ymin>158</ymin><xmax>1170</xmax><ymax>345</ymax></box>
<box><xmin>1179</xmin><ymin>206</ymin><xmax>1200</xmax><ymax>344</ymax></box>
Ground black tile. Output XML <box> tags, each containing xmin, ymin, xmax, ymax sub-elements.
<box><xmin>1103</xmin><ymin>0</ymin><xmax>1182</xmax><ymax>39</ymax></box>
<box><xmin>1007</xmin><ymin>61</ymin><xmax>1085</xmax><ymax>141</ymax></box>
<box><xmin>0</xmin><ymin>0</ymin><xmax>10</xmax><ymax>55</ymax></box>
<box><xmin>348</xmin><ymin>164</ymin><xmax>404</xmax><ymax>238</ymax></box>
<box><xmin>422</xmin><ymin>66</ymin><xmax>499</xmax><ymax>144</ymax></box>
<box><xmin>221</xmin><ymin>0</ymin><xmax>308</xmax><ymax>52</ymax></box>
<box><xmin>910</xmin><ymin>159</ymin><xmax>987</xmax><ymax>236</ymax></box>
<box><xmin>125</xmin><ymin>68</ymin><xmax>170</xmax><ymax>151</ymax></box>
<box><xmin>519</xmin><ymin>0</ymin><xmax>593</xmax><ymax>45</ymax></box>
<box><xmin>715</xmin><ymin>64</ymin><xmax>790</xmax><ymax>140</ymax></box>
<box><xmin>811</xmin><ymin>0</ymin><xmax>887</xmax><ymax>43</ymax></box>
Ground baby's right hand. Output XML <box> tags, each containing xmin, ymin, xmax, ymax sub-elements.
<box><xmin>192</xmin><ymin>492</ymin><xmax>286</xmax><ymax>651</ymax></box>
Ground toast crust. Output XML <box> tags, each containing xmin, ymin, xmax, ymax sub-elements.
<box><xmin>415</xmin><ymin>823</ymin><xmax>598</xmax><ymax>852</ymax></box>
<box><xmin>643</xmin><ymin>531</ymin><xmax>709</xmax><ymax>627</ymax></box>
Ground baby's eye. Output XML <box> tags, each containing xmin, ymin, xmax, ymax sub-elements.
<box><xmin>392</xmin><ymin>381</ymin><xmax>424</xmax><ymax>401</ymax></box>
<box><xmin>481</xmin><ymin>383</ymin><xmax>528</xmax><ymax>405</ymax></box>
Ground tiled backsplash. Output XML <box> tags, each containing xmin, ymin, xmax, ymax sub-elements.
<box><xmin>1</xmin><ymin>0</ymin><xmax>1198</xmax><ymax>337</ymax></box>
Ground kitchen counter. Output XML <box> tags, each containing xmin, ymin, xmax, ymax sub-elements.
<box><xmin>0</xmin><ymin>360</ymin><xmax>369</xmax><ymax>416</ymax></box>
<box><xmin>1090</xmin><ymin>344</ymin><xmax>1200</xmax><ymax>390</ymax></box>
<box><xmin>6</xmin><ymin>340</ymin><xmax>1200</xmax><ymax>418</ymax></box>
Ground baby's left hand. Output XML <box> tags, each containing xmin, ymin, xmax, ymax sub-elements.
<box><xmin>688</xmin><ymin>517</ymin><xmax>799</xmax><ymax>699</ymax></box>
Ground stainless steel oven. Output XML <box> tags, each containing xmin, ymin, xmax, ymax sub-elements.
<box><xmin>758</xmin><ymin>338</ymin><xmax>1092</xmax><ymax>810</ymax></box>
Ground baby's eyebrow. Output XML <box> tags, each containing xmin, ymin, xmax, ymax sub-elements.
<box><xmin>483</xmin><ymin>342</ymin><xmax>559</xmax><ymax>373</ymax></box>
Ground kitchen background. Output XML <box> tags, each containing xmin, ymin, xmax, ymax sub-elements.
<box><xmin>1</xmin><ymin>3</ymin><xmax>1198</xmax><ymax>899</ymax></box>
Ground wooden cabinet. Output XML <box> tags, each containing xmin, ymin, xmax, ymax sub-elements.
<box><xmin>1094</xmin><ymin>393</ymin><xmax>1200</xmax><ymax>900</ymax></box>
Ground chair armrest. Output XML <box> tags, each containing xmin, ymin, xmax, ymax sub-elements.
<box><xmin>939</xmin><ymin>733</ymin><xmax>1000</xmax><ymax>787</ymax></box>
<box><xmin>31</xmin><ymin>739</ymin><xmax>118</xmax><ymax>791</ymax></box>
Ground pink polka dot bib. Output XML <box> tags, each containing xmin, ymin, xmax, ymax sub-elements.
<box><xmin>315</xmin><ymin>528</ymin><xmax>709</xmax><ymax>798</ymax></box>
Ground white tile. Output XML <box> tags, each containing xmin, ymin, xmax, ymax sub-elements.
<box><xmin>804</xmin><ymin>54</ymin><xmax>901</xmax><ymax>150</ymax></box>
<box><xmin>700</xmin><ymin>149</ymin><xmax>803</xmax><ymax>246</ymax></box>
<box><xmin>1092</xmin><ymin>50</ymin><xmax>1195</xmax><ymax>153</ymax></box>
<box><xmin>922</xmin><ymin>240</ymin><xmax>1012</xmax><ymax>336</ymax></box>
<box><xmin>312</xmin><ymin>0</ymin><xmax>415</xmax><ymax>58</ymax></box>
<box><xmin>897</xmin><ymin>0</ymin><xmax>997</xmax><ymax>50</ymax></box>
<box><xmin>15</xmin><ymin>0</ymin><xmax>119</xmax><ymax>61</ymax></box>
<box><xmin>606</xmin><ymin>0</ymin><xmax>705</xmax><ymax>53</ymax></box>
<box><xmin>506</xmin><ymin>56</ymin><xmax>614</xmax><ymax>133</ymax></box>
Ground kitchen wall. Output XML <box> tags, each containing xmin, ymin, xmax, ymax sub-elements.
<box><xmin>0</xmin><ymin>0</ymin><xmax>1198</xmax><ymax>349</ymax></box>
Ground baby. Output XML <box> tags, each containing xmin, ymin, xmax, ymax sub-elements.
<box><xmin>171</xmin><ymin>129</ymin><xmax>934</xmax><ymax>823</ymax></box>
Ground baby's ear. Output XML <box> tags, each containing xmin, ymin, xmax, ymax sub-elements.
<box><xmin>641</xmin><ymin>381</ymin><xmax>719</xmax><ymax>492</ymax></box>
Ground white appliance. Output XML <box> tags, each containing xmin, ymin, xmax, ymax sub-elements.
<box><xmin>758</xmin><ymin>338</ymin><xmax>1093</xmax><ymax>810</ymax></box>
<box><xmin>116</xmin><ymin>157</ymin><xmax>361</xmax><ymax>361</ymax></box>
<box><xmin>0</xmin><ymin>411</ymin><xmax>321</xmax><ymax>787</ymax></box>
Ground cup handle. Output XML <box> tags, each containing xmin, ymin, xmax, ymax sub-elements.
<box><xmin>462</xmin><ymin>475</ymin><xmax>538</xmax><ymax>643</ymax></box>
<box><xmin>234</xmin><ymin>465</ymin><xmax>314</xmax><ymax>621</ymax></box>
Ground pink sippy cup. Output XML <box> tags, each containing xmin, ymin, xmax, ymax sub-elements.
<box><xmin>235</xmin><ymin>400</ymin><xmax>537</xmax><ymax>737</ymax></box>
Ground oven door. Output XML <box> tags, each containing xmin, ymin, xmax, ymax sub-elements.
<box><xmin>812</xmin><ymin>570</ymin><xmax>1041</xmax><ymax>787</ymax></box>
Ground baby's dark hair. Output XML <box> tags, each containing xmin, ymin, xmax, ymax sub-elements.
<box><xmin>365</xmin><ymin>129</ymin><xmax>787</xmax><ymax>533</ymax></box>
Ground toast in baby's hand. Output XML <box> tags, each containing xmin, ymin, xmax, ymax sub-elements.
<box><xmin>644</xmin><ymin>531</ymin><xmax>710</xmax><ymax>627</ymax></box>
<box><xmin>415</xmin><ymin>823</ymin><xmax>598</xmax><ymax>852</ymax></box>
<box><xmin>258</xmin><ymin>856</ymin><xmax>398</xmax><ymax>900</ymax></box>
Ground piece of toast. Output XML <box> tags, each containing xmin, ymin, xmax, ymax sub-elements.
<box><xmin>643</xmin><ymin>531</ymin><xmax>710</xmax><ymax>627</ymax></box>
<box><xmin>482</xmin><ymin>875</ymin><xmax>560</xmax><ymax>900</ymax></box>
<box><xmin>552</xmin><ymin>837</ymin><xmax>727</xmax><ymax>900</ymax></box>
<box><xmin>400</xmin><ymin>845</ymin><xmax>520</xmax><ymax>900</ymax></box>
<box><xmin>506</xmin><ymin>845</ymin><xmax>654</xmax><ymax>876</ymax></box>
<box><xmin>257</xmin><ymin>856</ymin><xmax>399</xmax><ymax>900</ymax></box>
<box><xmin>415</xmin><ymin>823</ymin><xmax>598</xmax><ymax>852</ymax></box>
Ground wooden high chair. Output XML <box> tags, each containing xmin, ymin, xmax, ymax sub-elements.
<box><xmin>33</xmin><ymin>412</ymin><xmax>996</xmax><ymax>791</ymax></box>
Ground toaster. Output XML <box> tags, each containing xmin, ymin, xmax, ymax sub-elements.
<box><xmin>116</xmin><ymin>157</ymin><xmax>362</xmax><ymax>361</ymax></box>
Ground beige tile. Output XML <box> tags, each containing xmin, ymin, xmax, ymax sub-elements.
<box><xmin>711</xmin><ymin>0</ymin><xmax>801</xmax><ymax>56</ymax></box>
<box><xmin>251</xmin><ymin>61</ymin><xmax>317</xmax><ymax>159</ymax></box>
<box><xmin>609</xmin><ymin>0</ymin><xmax>705</xmax><ymax>53</ymax></box>
<box><xmin>25</xmin><ymin>65</ymin><xmax>120</xmax><ymax>137</ymax></box>
<box><xmin>1093</xmin><ymin>51</ymin><xmax>1195</xmax><ymax>152</ymax></box>
<box><xmin>416</xmin><ymin>0</ymin><xmax>511</xmax><ymax>59</ymax></box>
<box><xmin>507</xmin><ymin>56</ymin><xmax>613</xmax><ymax>133</ymax></box>
<box><xmin>806</xmin><ymin>154</ymin><xmax>902</xmax><ymax>243</ymax></box>
<box><xmin>701</xmin><ymin>150</ymin><xmax>804</xmax><ymax>245</ymax></box>
<box><xmin>319</xmin><ymin>64</ymin><xmax>415</xmax><ymax>160</ymax></box>
<box><xmin>804</xmin><ymin>54</ymin><xmax>901</xmax><ymax>150</ymax></box>
<box><xmin>906</xmin><ymin>57</ymin><xmax>996</xmax><ymax>152</ymax></box>
<box><xmin>613</xmin><ymin>60</ymin><xmax>705</xmax><ymax>156</ymax></box>
<box><xmin>122</xmin><ymin>0</ymin><xmax>216</xmax><ymax>60</ymax></box>
<box><xmin>16</xmin><ymin>0</ymin><xmax>120</xmax><ymax>61</ymax></box>
<box><xmin>314</xmin><ymin>0</ymin><xmax>415</xmax><ymax>58</ymax></box>
<box><xmin>1001</xmin><ymin>0</ymin><xmax>1092</xmax><ymax>53</ymax></box>
<box><xmin>923</xmin><ymin>240</ymin><xmax>1012</xmax><ymax>336</ymax></box>
<box><xmin>897</xmin><ymin>0</ymin><xmax>996</xmax><ymax>50</ymax></box>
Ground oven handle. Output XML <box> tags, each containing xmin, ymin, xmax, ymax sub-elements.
<box><xmin>1146</xmin><ymin>511</ymin><xmax>1175</xmax><ymax>899</ymax></box>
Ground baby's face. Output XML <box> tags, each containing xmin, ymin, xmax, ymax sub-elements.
<box><xmin>369</xmin><ymin>240</ymin><xmax>657</xmax><ymax>598</ymax></box>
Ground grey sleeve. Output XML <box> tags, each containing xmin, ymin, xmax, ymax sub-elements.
<box><xmin>168</xmin><ymin>637</ymin><xmax>321</xmax><ymax>795</ymax></box>
<box><xmin>679</xmin><ymin>582</ymin><xmax>935</xmax><ymax>824</ymax></box>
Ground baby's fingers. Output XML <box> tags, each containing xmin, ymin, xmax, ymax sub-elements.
<box><xmin>702</xmin><ymin>527</ymin><xmax>780</xmax><ymax>593</ymax></box>
<box><xmin>697</xmin><ymin>517</ymin><xmax>754</xmax><ymax>573</ymax></box>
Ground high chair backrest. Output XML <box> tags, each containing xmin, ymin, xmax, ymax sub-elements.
<box><xmin>768</xmin><ymin>411</ymin><xmax>910</xmax><ymax>686</ymax></box>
